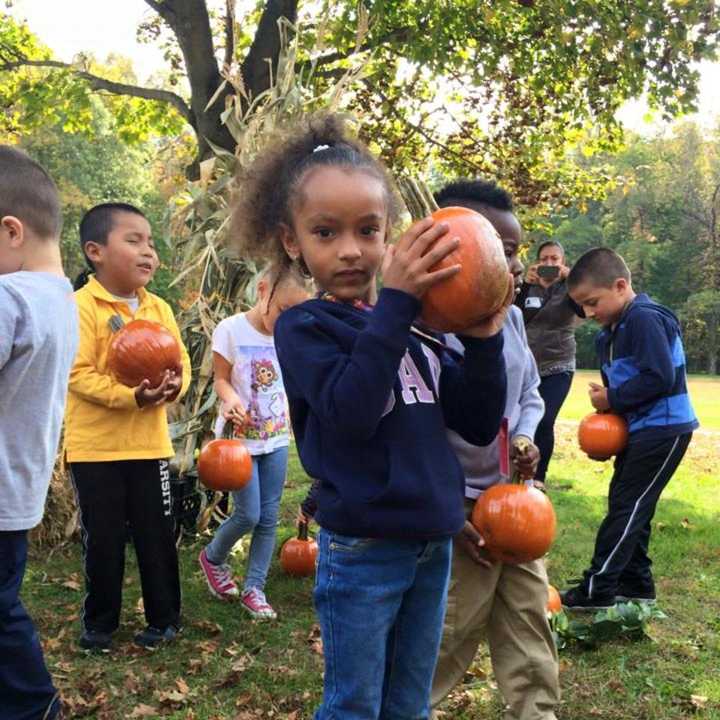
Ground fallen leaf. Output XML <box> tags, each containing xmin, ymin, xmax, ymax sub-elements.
<box><xmin>307</xmin><ymin>624</ymin><xmax>323</xmax><ymax>656</ymax></box>
<box><xmin>690</xmin><ymin>695</ymin><xmax>708</xmax><ymax>709</ymax></box>
<box><xmin>187</xmin><ymin>658</ymin><xmax>204</xmax><ymax>676</ymax></box>
<box><xmin>156</xmin><ymin>688</ymin><xmax>188</xmax><ymax>705</ymax></box>
<box><xmin>124</xmin><ymin>670</ymin><xmax>142</xmax><ymax>694</ymax></box>
<box><xmin>193</xmin><ymin>620</ymin><xmax>223</xmax><ymax>635</ymax></box>
<box><xmin>62</xmin><ymin>579</ymin><xmax>81</xmax><ymax>591</ymax></box>
<box><xmin>176</xmin><ymin>677</ymin><xmax>190</xmax><ymax>695</ymax></box>
<box><xmin>129</xmin><ymin>704</ymin><xmax>158</xmax><ymax>718</ymax></box>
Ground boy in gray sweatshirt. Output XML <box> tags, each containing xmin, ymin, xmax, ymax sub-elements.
<box><xmin>431</xmin><ymin>180</ymin><xmax>560</xmax><ymax>720</ymax></box>
<box><xmin>0</xmin><ymin>146</ymin><xmax>79</xmax><ymax>720</ymax></box>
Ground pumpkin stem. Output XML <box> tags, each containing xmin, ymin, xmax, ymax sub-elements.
<box><xmin>221</xmin><ymin>421</ymin><xmax>235</xmax><ymax>440</ymax></box>
<box><xmin>298</xmin><ymin>519</ymin><xmax>309</xmax><ymax>541</ymax></box>
<box><xmin>398</xmin><ymin>177</ymin><xmax>439</xmax><ymax>221</ymax></box>
<box><xmin>108</xmin><ymin>314</ymin><xmax>125</xmax><ymax>333</ymax></box>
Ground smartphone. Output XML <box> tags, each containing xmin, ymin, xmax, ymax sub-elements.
<box><xmin>537</xmin><ymin>265</ymin><xmax>560</xmax><ymax>280</ymax></box>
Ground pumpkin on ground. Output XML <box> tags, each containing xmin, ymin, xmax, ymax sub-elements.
<box><xmin>578</xmin><ymin>412</ymin><xmax>628</xmax><ymax>460</ymax></box>
<box><xmin>107</xmin><ymin>318</ymin><xmax>182</xmax><ymax>388</ymax></box>
<box><xmin>420</xmin><ymin>206</ymin><xmax>511</xmax><ymax>333</ymax></box>
<box><xmin>197</xmin><ymin>426</ymin><xmax>253</xmax><ymax>492</ymax></box>
<box><xmin>471</xmin><ymin>482</ymin><xmax>557</xmax><ymax>565</ymax></box>
<box><xmin>280</xmin><ymin>521</ymin><xmax>318</xmax><ymax>577</ymax></box>
<box><xmin>547</xmin><ymin>584</ymin><xmax>562</xmax><ymax>614</ymax></box>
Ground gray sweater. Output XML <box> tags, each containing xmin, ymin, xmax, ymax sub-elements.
<box><xmin>446</xmin><ymin>306</ymin><xmax>544</xmax><ymax>499</ymax></box>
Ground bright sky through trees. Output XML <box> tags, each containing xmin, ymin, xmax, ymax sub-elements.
<box><xmin>8</xmin><ymin>0</ymin><xmax>720</xmax><ymax>135</ymax></box>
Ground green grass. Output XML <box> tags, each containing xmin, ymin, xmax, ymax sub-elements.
<box><xmin>24</xmin><ymin>431</ymin><xmax>720</xmax><ymax>719</ymax></box>
<box><xmin>560</xmin><ymin>370</ymin><xmax>720</xmax><ymax>431</ymax></box>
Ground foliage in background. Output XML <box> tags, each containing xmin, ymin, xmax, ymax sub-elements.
<box><xmin>3</xmin><ymin>0</ymin><xmax>719</xmax><ymax>207</ymax></box>
<box><xmin>538</xmin><ymin>121</ymin><xmax>720</xmax><ymax>374</ymax></box>
<box><xmin>17</xmin><ymin>95</ymin><xmax>189</xmax><ymax>307</ymax></box>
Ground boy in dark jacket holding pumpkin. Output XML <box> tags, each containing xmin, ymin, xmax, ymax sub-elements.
<box><xmin>0</xmin><ymin>146</ymin><xmax>78</xmax><ymax>720</ymax></box>
<box><xmin>563</xmin><ymin>248</ymin><xmax>698</xmax><ymax>609</ymax></box>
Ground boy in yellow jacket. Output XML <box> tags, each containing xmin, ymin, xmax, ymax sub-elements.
<box><xmin>65</xmin><ymin>203</ymin><xmax>191</xmax><ymax>652</ymax></box>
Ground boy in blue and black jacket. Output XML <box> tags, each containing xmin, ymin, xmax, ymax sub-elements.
<box><xmin>563</xmin><ymin>247</ymin><xmax>698</xmax><ymax>610</ymax></box>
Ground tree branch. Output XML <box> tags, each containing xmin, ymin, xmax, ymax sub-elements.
<box><xmin>143</xmin><ymin>0</ymin><xmax>174</xmax><ymax>22</ymax></box>
<box><xmin>0</xmin><ymin>56</ymin><xmax>195</xmax><ymax>126</ymax></box>
<box><xmin>224</xmin><ymin>0</ymin><xmax>236</xmax><ymax>70</ymax></box>
<box><xmin>311</xmin><ymin>26</ymin><xmax>412</xmax><ymax>68</ymax></box>
<box><xmin>241</xmin><ymin>0</ymin><xmax>298</xmax><ymax>99</ymax></box>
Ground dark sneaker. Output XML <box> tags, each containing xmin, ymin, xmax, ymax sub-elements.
<box><xmin>560</xmin><ymin>586</ymin><xmax>616</xmax><ymax>612</ymax></box>
<box><xmin>134</xmin><ymin>624</ymin><xmax>181</xmax><ymax>650</ymax></box>
<box><xmin>79</xmin><ymin>630</ymin><xmax>112</xmax><ymax>653</ymax></box>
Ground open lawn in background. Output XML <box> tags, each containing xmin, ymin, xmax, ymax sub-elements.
<box><xmin>23</xmin><ymin>386</ymin><xmax>720</xmax><ymax>720</ymax></box>
<box><xmin>561</xmin><ymin>370</ymin><xmax>720</xmax><ymax>431</ymax></box>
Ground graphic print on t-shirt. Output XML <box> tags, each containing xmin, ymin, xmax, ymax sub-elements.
<box><xmin>237</xmin><ymin>348</ymin><xmax>288</xmax><ymax>442</ymax></box>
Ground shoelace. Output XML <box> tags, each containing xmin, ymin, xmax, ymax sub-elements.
<box><xmin>211</xmin><ymin>563</ymin><xmax>236</xmax><ymax>590</ymax></box>
<box><xmin>245</xmin><ymin>588</ymin><xmax>272</xmax><ymax>611</ymax></box>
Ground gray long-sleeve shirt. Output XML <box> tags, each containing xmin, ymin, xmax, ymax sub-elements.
<box><xmin>0</xmin><ymin>272</ymin><xmax>79</xmax><ymax>531</ymax></box>
<box><xmin>446</xmin><ymin>306</ymin><xmax>544</xmax><ymax>499</ymax></box>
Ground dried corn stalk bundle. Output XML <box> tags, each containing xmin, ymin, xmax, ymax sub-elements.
<box><xmin>170</xmin><ymin>14</ymin><xmax>371</xmax><ymax>473</ymax></box>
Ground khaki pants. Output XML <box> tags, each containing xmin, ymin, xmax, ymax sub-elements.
<box><xmin>431</xmin><ymin>504</ymin><xmax>560</xmax><ymax>720</ymax></box>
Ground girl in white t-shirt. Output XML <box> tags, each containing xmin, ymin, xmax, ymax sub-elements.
<box><xmin>199</xmin><ymin>267</ymin><xmax>309</xmax><ymax>618</ymax></box>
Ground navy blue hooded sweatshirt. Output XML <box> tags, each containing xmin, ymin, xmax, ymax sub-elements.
<box><xmin>274</xmin><ymin>288</ymin><xmax>507</xmax><ymax>540</ymax></box>
<box><xmin>597</xmin><ymin>293</ymin><xmax>698</xmax><ymax>440</ymax></box>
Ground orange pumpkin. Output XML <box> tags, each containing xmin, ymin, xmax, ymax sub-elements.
<box><xmin>420</xmin><ymin>206</ymin><xmax>511</xmax><ymax>333</ymax></box>
<box><xmin>197</xmin><ymin>429</ymin><xmax>253</xmax><ymax>492</ymax></box>
<box><xmin>471</xmin><ymin>483</ymin><xmax>557</xmax><ymax>564</ymax></box>
<box><xmin>107</xmin><ymin>318</ymin><xmax>182</xmax><ymax>388</ymax></box>
<box><xmin>578</xmin><ymin>412</ymin><xmax>628</xmax><ymax>460</ymax></box>
<box><xmin>280</xmin><ymin>521</ymin><xmax>318</xmax><ymax>577</ymax></box>
<box><xmin>547</xmin><ymin>584</ymin><xmax>562</xmax><ymax>614</ymax></box>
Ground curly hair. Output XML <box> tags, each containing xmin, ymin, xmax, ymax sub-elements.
<box><xmin>231</xmin><ymin>113</ymin><xmax>402</xmax><ymax>272</ymax></box>
<box><xmin>434</xmin><ymin>179</ymin><xmax>514</xmax><ymax>212</ymax></box>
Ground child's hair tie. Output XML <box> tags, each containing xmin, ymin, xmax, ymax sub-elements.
<box><xmin>312</xmin><ymin>144</ymin><xmax>331</xmax><ymax>153</ymax></box>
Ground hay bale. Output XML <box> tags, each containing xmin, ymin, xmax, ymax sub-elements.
<box><xmin>29</xmin><ymin>456</ymin><xmax>78</xmax><ymax>552</ymax></box>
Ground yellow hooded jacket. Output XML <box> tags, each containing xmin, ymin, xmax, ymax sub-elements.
<box><xmin>64</xmin><ymin>276</ymin><xmax>191</xmax><ymax>462</ymax></box>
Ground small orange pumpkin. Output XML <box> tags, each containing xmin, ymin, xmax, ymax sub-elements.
<box><xmin>547</xmin><ymin>584</ymin><xmax>562</xmax><ymax>614</ymax></box>
<box><xmin>420</xmin><ymin>206</ymin><xmax>511</xmax><ymax>333</ymax></box>
<box><xmin>578</xmin><ymin>412</ymin><xmax>628</xmax><ymax>460</ymax></box>
<box><xmin>107</xmin><ymin>318</ymin><xmax>182</xmax><ymax>388</ymax></box>
<box><xmin>471</xmin><ymin>483</ymin><xmax>557</xmax><ymax>564</ymax></box>
<box><xmin>197</xmin><ymin>425</ymin><xmax>253</xmax><ymax>492</ymax></box>
<box><xmin>280</xmin><ymin>521</ymin><xmax>318</xmax><ymax>577</ymax></box>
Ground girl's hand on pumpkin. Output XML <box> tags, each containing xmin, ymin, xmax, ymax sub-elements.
<box><xmin>222</xmin><ymin>399</ymin><xmax>247</xmax><ymax>430</ymax></box>
<box><xmin>589</xmin><ymin>382</ymin><xmax>610</xmax><ymax>411</ymax></box>
<box><xmin>462</xmin><ymin>272</ymin><xmax>515</xmax><ymax>339</ymax></box>
<box><xmin>382</xmin><ymin>217</ymin><xmax>461</xmax><ymax>299</ymax></box>
<box><xmin>511</xmin><ymin>436</ymin><xmax>540</xmax><ymax>480</ymax></box>
<box><xmin>134</xmin><ymin>370</ymin><xmax>173</xmax><ymax>408</ymax></box>
<box><xmin>297</xmin><ymin>507</ymin><xmax>313</xmax><ymax>527</ymax></box>
<box><xmin>454</xmin><ymin>521</ymin><xmax>492</xmax><ymax>568</ymax></box>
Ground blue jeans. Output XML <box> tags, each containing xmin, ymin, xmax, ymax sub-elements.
<box><xmin>0</xmin><ymin>531</ymin><xmax>61</xmax><ymax>720</ymax></box>
<box><xmin>205</xmin><ymin>446</ymin><xmax>288</xmax><ymax>591</ymax></box>
<box><xmin>314</xmin><ymin>530</ymin><xmax>452</xmax><ymax>720</ymax></box>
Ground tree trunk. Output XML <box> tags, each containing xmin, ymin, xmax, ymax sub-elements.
<box><xmin>148</xmin><ymin>0</ymin><xmax>298</xmax><ymax>172</ymax></box>
<box><xmin>707</xmin><ymin>313</ymin><xmax>718</xmax><ymax>375</ymax></box>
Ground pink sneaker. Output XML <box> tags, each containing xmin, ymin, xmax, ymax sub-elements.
<box><xmin>198</xmin><ymin>548</ymin><xmax>239</xmax><ymax>600</ymax></box>
<box><xmin>240</xmin><ymin>587</ymin><xmax>277</xmax><ymax>620</ymax></box>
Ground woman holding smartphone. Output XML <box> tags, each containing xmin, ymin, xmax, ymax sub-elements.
<box><xmin>516</xmin><ymin>241</ymin><xmax>584</xmax><ymax>490</ymax></box>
